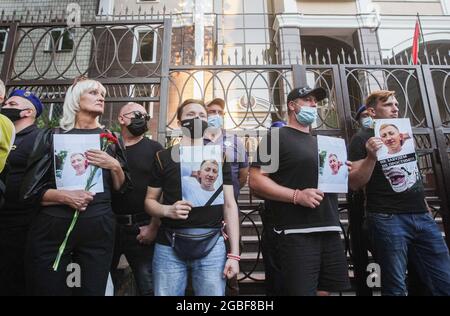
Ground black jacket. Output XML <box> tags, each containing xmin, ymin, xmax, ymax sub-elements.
<box><xmin>21</xmin><ymin>127</ymin><xmax>132</xmax><ymax>205</ymax></box>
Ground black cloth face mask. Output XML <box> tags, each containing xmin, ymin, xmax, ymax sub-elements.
<box><xmin>180</xmin><ymin>118</ymin><xmax>208</xmax><ymax>139</ymax></box>
<box><xmin>1</xmin><ymin>108</ymin><xmax>25</xmax><ymax>122</ymax></box>
<box><xmin>127</xmin><ymin>117</ymin><xmax>149</xmax><ymax>136</ymax></box>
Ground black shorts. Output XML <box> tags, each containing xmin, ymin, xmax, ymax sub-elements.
<box><xmin>279</xmin><ymin>231</ymin><xmax>350</xmax><ymax>295</ymax></box>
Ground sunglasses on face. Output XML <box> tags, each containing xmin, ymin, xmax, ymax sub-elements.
<box><xmin>123</xmin><ymin>111</ymin><xmax>150</xmax><ymax>121</ymax></box>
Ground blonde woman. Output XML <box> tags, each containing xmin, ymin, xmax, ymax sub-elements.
<box><xmin>23</xmin><ymin>77</ymin><xmax>129</xmax><ymax>296</ymax></box>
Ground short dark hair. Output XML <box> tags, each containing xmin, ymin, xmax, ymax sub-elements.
<box><xmin>176</xmin><ymin>99</ymin><xmax>206</xmax><ymax>120</ymax></box>
<box><xmin>365</xmin><ymin>90</ymin><xmax>396</xmax><ymax>109</ymax></box>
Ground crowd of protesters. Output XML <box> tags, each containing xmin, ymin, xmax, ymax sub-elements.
<box><xmin>0</xmin><ymin>75</ymin><xmax>449</xmax><ymax>296</ymax></box>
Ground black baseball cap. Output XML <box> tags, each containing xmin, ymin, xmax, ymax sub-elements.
<box><xmin>287</xmin><ymin>86</ymin><xmax>327</xmax><ymax>103</ymax></box>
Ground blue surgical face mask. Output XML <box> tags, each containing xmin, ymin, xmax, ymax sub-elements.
<box><xmin>295</xmin><ymin>106</ymin><xmax>317</xmax><ymax>126</ymax></box>
<box><xmin>361</xmin><ymin>116</ymin><xmax>374</xmax><ymax>129</ymax></box>
<box><xmin>207</xmin><ymin>115</ymin><xmax>224</xmax><ymax>128</ymax></box>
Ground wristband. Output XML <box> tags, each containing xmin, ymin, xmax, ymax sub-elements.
<box><xmin>293</xmin><ymin>189</ymin><xmax>299</xmax><ymax>205</ymax></box>
<box><xmin>227</xmin><ymin>253</ymin><xmax>241</xmax><ymax>261</ymax></box>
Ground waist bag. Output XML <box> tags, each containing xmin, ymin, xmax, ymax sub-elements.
<box><xmin>164</xmin><ymin>227</ymin><xmax>222</xmax><ymax>260</ymax></box>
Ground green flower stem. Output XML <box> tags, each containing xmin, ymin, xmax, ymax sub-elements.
<box><xmin>52</xmin><ymin>210</ymin><xmax>79</xmax><ymax>271</ymax></box>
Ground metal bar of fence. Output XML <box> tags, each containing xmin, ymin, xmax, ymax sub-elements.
<box><xmin>339</xmin><ymin>64</ymin><xmax>421</xmax><ymax>70</ymax></box>
<box><xmin>0</xmin><ymin>22</ymin><xmax>17</xmax><ymax>85</ymax></box>
<box><xmin>169</xmin><ymin>64</ymin><xmax>350</xmax><ymax>72</ymax></box>
<box><xmin>9</xmin><ymin>78</ymin><xmax>162</xmax><ymax>86</ymax></box>
<box><xmin>292</xmin><ymin>64</ymin><xmax>308</xmax><ymax>87</ymax></box>
<box><xmin>332</xmin><ymin>64</ymin><xmax>352</xmax><ymax>142</ymax></box>
<box><xmin>39</xmin><ymin>96</ymin><xmax>159</xmax><ymax>103</ymax></box>
<box><xmin>158</xmin><ymin>18</ymin><xmax>172</xmax><ymax>145</ymax></box>
<box><xmin>420</xmin><ymin>65</ymin><xmax>450</xmax><ymax>247</ymax></box>
<box><xmin>337</xmin><ymin>63</ymin><xmax>372</xmax><ymax>296</ymax></box>
<box><xmin>16</xmin><ymin>19</ymin><xmax>166</xmax><ymax>28</ymax></box>
<box><xmin>169</xmin><ymin>65</ymin><xmax>294</xmax><ymax>71</ymax></box>
<box><xmin>428</xmin><ymin>65</ymin><xmax>450</xmax><ymax>70</ymax></box>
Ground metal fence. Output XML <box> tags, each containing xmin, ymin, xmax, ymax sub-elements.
<box><xmin>0</xmin><ymin>11</ymin><xmax>172</xmax><ymax>133</ymax></box>
<box><xmin>1</xmin><ymin>11</ymin><xmax>450</xmax><ymax>295</ymax></box>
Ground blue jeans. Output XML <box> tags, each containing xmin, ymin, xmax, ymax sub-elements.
<box><xmin>111</xmin><ymin>221</ymin><xmax>154</xmax><ymax>296</ymax></box>
<box><xmin>153</xmin><ymin>237</ymin><xmax>226</xmax><ymax>296</ymax></box>
<box><xmin>368</xmin><ymin>212</ymin><xmax>450</xmax><ymax>296</ymax></box>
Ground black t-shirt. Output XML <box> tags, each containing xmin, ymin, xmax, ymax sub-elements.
<box><xmin>348</xmin><ymin>128</ymin><xmax>426</xmax><ymax>214</ymax></box>
<box><xmin>42</xmin><ymin>128</ymin><xmax>118</xmax><ymax>219</ymax></box>
<box><xmin>148</xmin><ymin>144</ymin><xmax>232</xmax><ymax>244</ymax></box>
<box><xmin>112</xmin><ymin>137</ymin><xmax>163</xmax><ymax>215</ymax></box>
<box><xmin>251</xmin><ymin>127</ymin><xmax>340</xmax><ymax>231</ymax></box>
<box><xmin>0</xmin><ymin>124</ymin><xmax>41</xmax><ymax>227</ymax></box>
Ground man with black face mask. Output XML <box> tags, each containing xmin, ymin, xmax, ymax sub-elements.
<box><xmin>145</xmin><ymin>99</ymin><xmax>240</xmax><ymax>296</ymax></box>
<box><xmin>0</xmin><ymin>89</ymin><xmax>42</xmax><ymax>296</ymax></box>
<box><xmin>110</xmin><ymin>102</ymin><xmax>163</xmax><ymax>295</ymax></box>
<box><xmin>0</xmin><ymin>80</ymin><xmax>15</xmax><ymax>174</ymax></box>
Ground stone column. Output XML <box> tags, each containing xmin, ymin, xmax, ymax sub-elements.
<box><xmin>442</xmin><ymin>0</ymin><xmax>450</xmax><ymax>15</ymax></box>
<box><xmin>273</xmin><ymin>0</ymin><xmax>302</xmax><ymax>65</ymax></box>
<box><xmin>354</xmin><ymin>5</ymin><xmax>384</xmax><ymax>96</ymax></box>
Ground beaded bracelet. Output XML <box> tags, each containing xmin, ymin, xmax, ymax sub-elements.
<box><xmin>293</xmin><ymin>189</ymin><xmax>299</xmax><ymax>205</ymax></box>
<box><xmin>227</xmin><ymin>253</ymin><xmax>241</xmax><ymax>261</ymax></box>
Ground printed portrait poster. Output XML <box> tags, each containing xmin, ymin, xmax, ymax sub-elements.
<box><xmin>53</xmin><ymin>134</ymin><xmax>104</xmax><ymax>193</ymax></box>
<box><xmin>180</xmin><ymin>145</ymin><xmax>224</xmax><ymax>208</ymax></box>
<box><xmin>317</xmin><ymin>135</ymin><xmax>348</xmax><ymax>193</ymax></box>
<box><xmin>374</xmin><ymin>118</ymin><xmax>421</xmax><ymax>193</ymax></box>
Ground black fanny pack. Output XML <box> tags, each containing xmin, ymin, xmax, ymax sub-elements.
<box><xmin>164</xmin><ymin>227</ymin><xmax>222</xmax><ymax>260</ymax></box>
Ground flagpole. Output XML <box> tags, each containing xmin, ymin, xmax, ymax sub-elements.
<box><xmin>416</xmin><ymin>12</ymin><xmax>429</xmax><ymax>64</ymax></box>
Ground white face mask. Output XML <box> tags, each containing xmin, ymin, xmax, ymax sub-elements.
<box><xmin>361</xmin><ymin>117</ymin><xmax>374</xmax><ymax>129</ymax></box>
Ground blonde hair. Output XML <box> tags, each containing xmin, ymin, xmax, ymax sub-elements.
<box><xmin>60</xmin><ymin>79</ymin><xmax>106</xmax><ymax>131</ymax></box>
<box><xmin>0</xmin><ymin>79</ymin><xmax>5</xmax><ymax>99</ymax></box>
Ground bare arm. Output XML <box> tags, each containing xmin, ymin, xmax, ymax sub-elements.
<box><xmin>144</xmin><ymin>186</ymin><xmax>193</xmax><ymax>219</ymax></box>
<box><xmin>249</xmin><ymin>166</ymin><xmax>324</xmax><ymax>208</ymax></box>
<box><xmin>249</xmin><ymin>166</ymin><xmax>295</xmax><ymax>203</ymax></box>
<box><xmin>137</xmin><ymin>216</ymin><xmax>161</xmax><ymax>245</ymax></box>
<box><xmin>222</xmin><ymin>184</ymin><xmax>240</xmax><ymax>279</ymax></box>
<box><xmin>238</xmin><ymin>167</ymin><xmax>249</xmax><ymax>189</ymax></box>
<box><xmin>109</xmin><ymin>162</ymin><xmax>125</xmax><ymax>191</ymax></box>
<box><xmin>223</xmin><ymin>185</ymin><xmax>239</xmax><ymax>256</ymax></box>
<box><xmin>349</xmin><ymin>137</ymin><xmax>383</xmax><ymax>191</ymax></box>
<box><xmin>348</xmin><ymin>158</ymin><xmax>377</xmax><ymax>191</ymax></box>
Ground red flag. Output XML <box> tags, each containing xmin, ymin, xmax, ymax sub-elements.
<box><xmin>411</xmin><ymin>19</ymin><xmax>420</xmax><ymax>65</ymax></box>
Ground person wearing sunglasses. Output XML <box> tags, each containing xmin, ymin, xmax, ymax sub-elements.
<box><xmin>110</xmin><ymin>102</ymin><xmax>163</xmax><ymax>296</ymax></box>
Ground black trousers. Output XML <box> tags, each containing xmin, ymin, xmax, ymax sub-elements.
<box><xmin>259</xmin><ymin>204</ymin><xmax>283</xmax><ymax>296</ymax></box>
<box><xmin>260</xmin><ymin>225</ymin><xmax>283</xmax><ymax>296</ymax></box>
<box><xmin>0</xmin><ymin>225</ymin><xmax>29</xmax><ymax>296</ymax></box>
<box><xmin>25</xmin><ymin>212</ymin><xmax>115</xmax><ymax>296</ymax></box>
<box><xmin>110</xmin><ymin>221</ymin><xmax>154</xmax><ymax>296</ymax></box>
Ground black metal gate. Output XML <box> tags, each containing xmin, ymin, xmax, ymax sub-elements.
<box><xmin>0</xmin><ymin>13</ymin><xmax>172</xmax><ymax>137</ymax></box>
<box><xmin>2</xmin><ymin>13</ymin><xmax>450</xmax><ymax>295</ymax></box>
